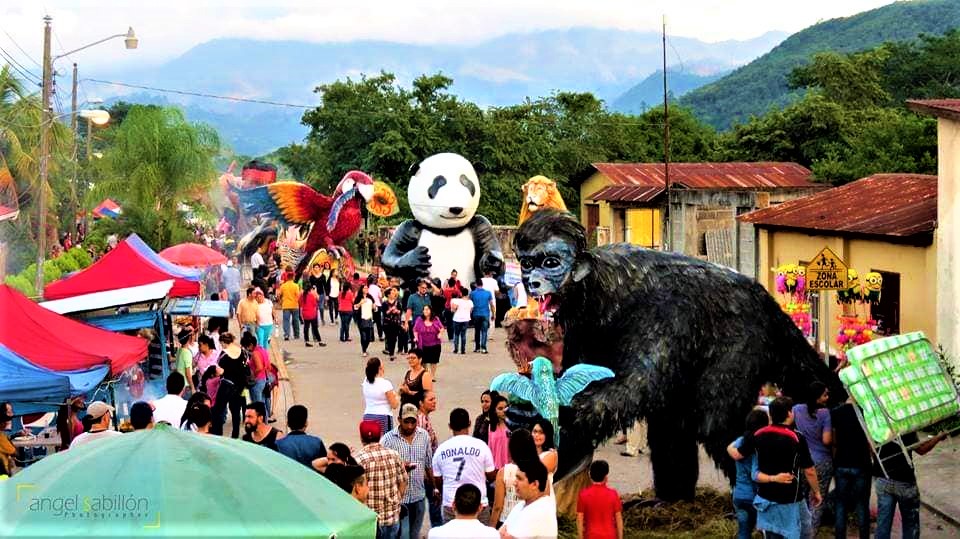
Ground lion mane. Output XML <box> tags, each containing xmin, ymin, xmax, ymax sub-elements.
<box><xmin>518</xmin><ymin>175</ymin><xmax>568</xmax><ymax>225</ymax></box>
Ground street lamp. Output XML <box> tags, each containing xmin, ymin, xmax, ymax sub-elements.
<box><xmin>35</xmin><ymin>16</ymin><xmax>137</xmax><ymax>296</ymax></box>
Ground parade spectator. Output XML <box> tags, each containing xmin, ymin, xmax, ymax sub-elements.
<box><xmin>501</xmin><ymin>457</ymin><xmax>557</xmax><ymax>539</ymax></box>
<box><xmin>69</xmin><ymin>402</ymin><xmax>122</xmax><ymax>448</ymax></box>
<box><xmin>793</xmin><ymin>382</ymin><xmax>833</xmax><ymax>532</ymax></box>
<box><xmin>250</xmin><ymin>249</ymin><xmax>266</xmax><ymax>279</ymax></box>
<box><xmin>242</xmin><ymin>402</ymin><xmax>283</xmax><ymax>451</ymax></box>
<box><xmin>368</xmin><ymin>274</ymin><xmax>385</xmax><ymax>341</ymax></box>
<box><xmin>174</xmin><ymin>329</ymin><xmax>196</xmax><ymax>394</ymax></box>
<box><xmin>873</xmin><ymin>430</ymin><xmax>948</xmax><ymax>538</ymax></box>
<box><xmin>442</xmin><ymin>277</ymin><xmax>459</xmax><ymax>341</ymax></box>
<box><xmin>277</xmin><ymin>405</ymin><xmax>327</xmax><ymax>468</ymax></box>
<box><xmin>413</xmin><ymin>305</ymin><xmax>444</xmax><ymax>381</ymax></box>
<box><xmin>429</xmin><ymin>278</ymin><xmax>447</xmax><ymax>334</ymax></box>
<box><xmin>189</xmin><ymin>404</ymin><xmax>213</xmax><ymax>434</ymax></box>
<box><xmin>338</xmin><ymin>282</ymin><xmax>356</xmax><ymax>342</ymax></box>
<box><xmin>194</xmin><ymin>335</ymin><xmax>219</xmax><ymax>386</ymax></box>
<box><xmin>382</xmin><ymin>287</ymin><xmax>404</xmax><ymax>361</ymax></box>
<box><xmin>399</xmin><ymin>348</ymin><xmax>433</xmax><ymax>408</ymax></box>
<box><xmin>328</xmin><ymin>269</ymin><xmax>341</xmax><ymax>323</ymax></box>
<box><xmin>362</xmin><ymin>357</ymin><xmax>400</xmax><ymax>435</ymax></box>
<box><xmin>752</xmin><ymin>396</ymin><xmax>821</xmax><ymax>539</ymax></box>
<box><xmin>473</xmin><ymin>390</ymin><xmax>493</xmax><ymax>442</ymax></box>
<box><xmin>355</xmin><ymin>420</ymin><xmax>408</xmax><ymax>539</ymax></box>
<box><xmin>487</xmin><ymin>394</ymin><xmax>510</xmax><ymax>469</ymax></box>
<box><xmin>429</xmin><ymin>484</ymin><xmax>499</xmax><ymax>538</ymax></box>
<box><xmin>326</xmin><ymin>462</ymin><xmax>369</xmax><ymax>504</ymax></box>
<box><xmin>278</xmin><ymin>273</ymin><xmax>302</xmax><ymax>341</ymax></box>
<box><xmin>130</xmin><ymin>402</ymin><xmax>154</xmax><ymax>431</ymax></box>
<box><xmin>151</xmin><ymin>372</ymin><xmax>188</xmax><ymax>427</ymax></box>
<box><xmin>300</xmin><ymin>282</ymin><xmax>325</xmax><ymax>347</ymax></box>
<box><xmin>382</xmin><ymin>404</ymin><xmax>436</xmax><ymax>539</ymax></box>
<box><xmin>241</xmin><ymin>332</ymin><xmax>272</xmax><ymax>420</ymax></box>
<box><xmin>417</xmin><ymin>390</ymin><xmax>442</xmax><ymax>527</ymax></box>
<box><xmin>406</xmin><ymin>280</ymin><xmax>434</xmax><ymax>341</ymax></box>
<box><xmin>254</xmin><ymin>288</ymin><xmax>277</xmax><ymax>348</ymax></box>
<box><xmin>727</xmin><ymin>408</ymin><xmax>770</xmax><ymax>539</ymax></box>
<box><xmin>211</xmin><ymin>333</ymin><xmax>247</xmax><ymax>438</ymax></box>
<box><xmin>206</xmin><ymin>296</ymin><xmax>230</xmax><ymax>347</ymax></box>
<box><xmin>491</xmin><ymin>429</ymin><xmax>538</xmax><ymax>527</ymax></box>
<box><xmin>468</xmin><ymin>281</ymin><xmax>494</xmax><ymax>354</ymax></box>
<box><xmin>433</xmin><ymin>408</ymin><xmax>497</xmax><ymax>523</ymax></box>
<box><xmin>329</xmin><ymin>442</ymin><xmax>359</xmax><ymax>466</ymax></box>
<box><xmin>576</xmin><ymin>460</ymin><xmax>622</xmax><ymax>539</ymax></box>
<box><xmin>222</xmin><ymin>258</ymin><xmax>242</xmax><ymax>317</ymax></box>
<box><xmin>180</xmin><ymin>392</ymin><xmax>213</xmax><ymax>431</ymax></box>
<box><xmin>831</xmin><ymin>399</ymin><xmax>872</xmax><ymax>539</ymax></box>
<box><xmin>237</xmin><ymin>287</ymin><xmax>259</xmax><ymax>336</ymax></box>
<box><xmin>532</xmin><ymin>418</ymin><xmax>558</xmax><ymax>496</ymax></box>
<box><xmin>0</xmin><ymin>404</ymin><xmax>18</xmax><ymax>476</ymax></box>
<box><xmin>450</xmin><ymin>288</ymin><xmax>472</xmax><ymax>355</ymax></box>
<box><xmin>308</xmin><ymin>263</ymin><xmax>329</xmax><ymax>325</ymax></box>
<box><xmin>356</xmin><ymin>283</ymin><xmax>377</xmax><ymax>357</ymax></box>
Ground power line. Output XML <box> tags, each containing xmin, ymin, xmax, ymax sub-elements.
<box><xmin>0</xmin><ymin>47</ymin><xmax>41</xmax><ymax>85</ymax></box>
<box><xmin>0</xmin><ymin>26</ymin><xmax>41</xmax><ymax>68</ymax></box>
<box><xmin>83</xmin><ymin>78</ymin><xmax>315</xmax><ymax>109</ymax></box>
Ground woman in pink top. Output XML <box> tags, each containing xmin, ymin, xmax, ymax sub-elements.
<box><xmin>412</xmin><ymin>305</ymin><xmax>444</xmax><ymax>381</ymax></box>
<box><xmin>488</xmin><ymin>393</ymin><xmax>510</xmax><ymax>468</ymax></box>
<box><xmin>194</xmin><ymin>335</ymin><xmax>219</xmax><ymax>383</ymax></box>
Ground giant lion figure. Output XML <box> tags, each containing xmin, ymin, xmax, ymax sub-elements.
<box><xmin>512</xmin><ymin>210</ymin><xmax>841</xmax><ymax>501</ymax></box>
<box><xmin>518</xmin><ymin>175</ymin><xmax>567</xmax><ymax>225</ymax></box>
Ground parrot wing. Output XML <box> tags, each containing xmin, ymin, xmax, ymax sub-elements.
<box><xmin>490</xmin><ymin>373</ymin><xmax>537</xmax><ymax>404</ymax></box>
<box><xmin>238</xmin><ymin>181</ymin><xmax>333</xmax><ymax>226</ymax></box>
<box><xmin>555</xmin><ymin>364</ymin><xmax>615</xmax><ymax>406</ymax></box>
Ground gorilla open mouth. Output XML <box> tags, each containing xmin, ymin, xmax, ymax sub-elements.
<box><xmin>536</xmin><ymin>293</ymin><xmax>559</xmax><ymax>316</ymax></box>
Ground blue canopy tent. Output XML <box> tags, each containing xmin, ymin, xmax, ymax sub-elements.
<box><xmin>0</xmin><ymin>344</ymin><xmax>109</xmax><ymax>415</ymax></box>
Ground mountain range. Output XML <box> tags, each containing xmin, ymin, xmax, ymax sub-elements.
<box><xmin>88</xmin><ymin>29</ymin><xmax>786</xmax><ymax>155</ymax></box>
<box><xmin>681</xmin><ymin>0</ymin><xmax>960</xmax><ymax>129</ymax></box>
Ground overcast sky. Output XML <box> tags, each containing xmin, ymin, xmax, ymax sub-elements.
<box><xmin>2</xmin><ymin>1</ymin><xmax>894</xmax><ymax>71</ymax></box>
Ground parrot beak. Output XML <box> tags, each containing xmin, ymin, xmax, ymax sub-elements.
<box><xmin>357</xmin><ymin>182</ymin><xmax>374</xmax><ymax>202</ymax></box>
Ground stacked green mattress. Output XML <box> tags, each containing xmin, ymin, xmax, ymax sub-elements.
<box><xmin>839</xmin><ymin>331</ymin><xmax>960</xmax><ymax>444</ymax></box>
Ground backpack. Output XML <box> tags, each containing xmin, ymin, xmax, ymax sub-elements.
<box><xmin>237</xmin><ymin>348</ymin><xmax>256</xmax><ymax>389</ymax></box>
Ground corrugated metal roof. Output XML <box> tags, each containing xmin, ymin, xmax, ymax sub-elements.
<box><xmin>587</xmin><ymin>184</ymin><xmax>665</xmax><ymax>202</ymax></box>
<box><xmin>592</xmin><ymin>162</ymin><xmax>818</xmax><ymax>190</ymax></box>
<box><xmin>907</xmin><ymin>99</ymin><xmax>960</xmax><ymax>121</ymax></box>
<box><xmin>738</xmin><ymin>174</ymin><xmax>937</xmax><ymax>238</ymax></box>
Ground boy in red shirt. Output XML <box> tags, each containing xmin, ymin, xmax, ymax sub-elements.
<box><xmin>577</xmin><ymin>460</ymin><xmax>623</xmax><ymax>539</ymax></box>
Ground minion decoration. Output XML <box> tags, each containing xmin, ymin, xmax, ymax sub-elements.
<box><xmin>862</xmin><ymin>271</ymin><xmax>883</xmax><ymax>305</ymax></box>
<box><xmin>837</xmin><ymin>268</ymin><xmax>861</xmax><ymax>304</ymax></box>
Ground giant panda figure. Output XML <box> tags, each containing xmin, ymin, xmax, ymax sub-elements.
<box><xmin>382</xmin><ymin>153</ymin><xmax>504</xmax><ymax>288</ymax></box>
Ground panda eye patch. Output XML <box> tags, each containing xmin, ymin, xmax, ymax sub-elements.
<box><xmin>428</xmin><ymin>175</ymin><xmax>447</xmax><ymax>199</ymax></box>
<box><xmin>459</xmin><ymin>175</ymin><xmax>476</xmax><ymax>196</ymax></box>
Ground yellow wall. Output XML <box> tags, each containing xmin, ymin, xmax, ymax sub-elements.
<box><xmin>580</xmin><ymin>172</ymin><xmax>662</xmax><ymax>247</ymax></box>
<box><xmin>937</xmin><ymin>118</ymin><xmax>960</xmax><ymax>366</ymax></box>
<box><xmin>757</xmin><ymin>229</ymin><xmax>937</xmax><ymax>354</ymax></box>
<box><xmin>580</xmin><ymin>172</ymin><xmax>614</xmax><ymax>229</ymax></box>
<box><xmin>626</xmin><ymin>208</ymin><xmax>661</xmax><ymax>247</ymax></box>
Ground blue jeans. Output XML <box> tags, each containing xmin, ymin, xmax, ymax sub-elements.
<box><xmin>875</xmin><ymin>477</ymin><xmax>920</xmax><ymax>539</ymax></box>
<box><xmin>250</xmin><ymin>379</ymin><xmax>267</xmax><ymax>415</ymax></box>
<box><xmin>282</xmin><ymin>309</ymin><xmax>300</xmax><ymax>339</ymax></box>
<box><xmin>733</xmin><ymin>497</ymin><xmax>756</xmax><ymax>539</ymax></box>
<box><xmin>399</xmin><ymin>499</ymin><xmax>425</xmax><ymax>539</ymax></box>
<box><xmin>453</xmin><ymin>321</ymin><xmax>468</xmax><ymax>352</ymax></box>
<box><xmin>228</xmin><ymin>291</ymin><xmax>241</xmax><ymax>317</ymax></box>
<box><xmin>472</xmin><ymin>315</ymin><xmax>489</xmax><ymax>350</ymax></box>
<box><xmin>317</xmin><ymin>295</ymin><xmax>326</xmax><ymax>323</ymax></box>
<box><xmin>834</xmin><ymin>467</ymin><xmax>870</xmax><ymax>539</ymax></box>
<box><xmin>339</xmin><ymin>311</ymin><xmax>353</xmax><ymax>341</ymax></box>
<box><xmin>426</xmin><ymin>476</ymin><xmax>442</xmax><ymax>527</ymax></box>
<box><xmin>376</xmin><ymin>521</ymin><xmax>399</xmax><ymax>539</ymax></box>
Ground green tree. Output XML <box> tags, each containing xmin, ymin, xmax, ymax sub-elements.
<box><xmin>89</xmin><ymin>106</ymin><xmax>219</xmax><ymax>249</ymax></box>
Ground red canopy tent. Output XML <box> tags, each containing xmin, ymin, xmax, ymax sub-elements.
<box><xmin>159</xmin><ymin>243</ymin><xmax>227</xmax><ymax>267</ymax></box>
<box><xmin>0</xmin><ymin>285</ymin><xmax>147</xmax><ymax>375</ymax></box>
<box><xmin>44</xmin><ymin>238</ymin><xmax>201</xmax><ymax>300</ymax></box>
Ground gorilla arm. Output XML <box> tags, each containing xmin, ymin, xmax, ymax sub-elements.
<box><xmin>469</xmin><ymin>215</ymin><xmax>505</xmax><ymax>280</ymax></box>
<box><xmin>381</xmin><ymin>220</ymin><xmax>431</xmax><ymax>285</ymax></box>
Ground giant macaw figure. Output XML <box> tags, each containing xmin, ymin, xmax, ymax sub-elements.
<box><xmin>238</xmin><ymin>171</ymin><xmax>398</xmax><ymax>269</ymax></box>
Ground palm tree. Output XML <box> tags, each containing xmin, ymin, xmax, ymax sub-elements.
<box><xmin>89</xmin><ymin>105</ymin><xmax>220</xmax><ymax>249</ymax></box>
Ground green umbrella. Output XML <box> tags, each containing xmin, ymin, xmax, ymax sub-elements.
<box><xmin>0</xmin><ymin>425</ymin><xmax>376</xmax><ymax>537</ymax></box>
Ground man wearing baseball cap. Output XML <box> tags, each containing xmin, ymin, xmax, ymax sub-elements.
<box><xmin>382</xmin><ymin>404</ymin><xmax>436</xmax><ymax>539</ymax></box>
<box><xmin>354</xmin><ymin>419</ymin><xmax>408</xmax><ymax>539</ymax></box>
<box><xmin>69</xmin><ymin>401</ymin><xmax>123</xmax><ymax>449</ymax></box>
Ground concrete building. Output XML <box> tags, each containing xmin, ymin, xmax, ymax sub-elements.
<box><xmin>907</xmin><ymin>99</ymin><xmax>960</xmax><ymax>368</ymax></box>
<box><xmin>579</xmin><ymin>162</ymin><xmax>826</xmax><ymax>277</ymax></box>
<box><xmin>739</xmin><ymin>173</ymin><xmax>938</xmax><ymax>355</ymax></box>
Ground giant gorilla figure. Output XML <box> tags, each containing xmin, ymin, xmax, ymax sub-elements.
<box><xmin>513</xmin><ymin>210</ymin><xmax>842</xmax><ymax>502</ymax></box>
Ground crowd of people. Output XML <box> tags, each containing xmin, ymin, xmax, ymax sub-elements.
<box><xmin>727</xmin><ymin>382</ymin><xmax>949</xmax><ymax>539</ymax></box>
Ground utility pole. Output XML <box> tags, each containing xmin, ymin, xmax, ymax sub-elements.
<box><xmin>71</xmin><ymin>62</ymin><xmax>79</xmax><ymax>244</ymax></box>
<box><xmin>662</xmin><ymin>15</ymin><xmax>672</xmax><ymax>252</ymax></box>
<box><xmin>35</xmin><ymin>15</ymin><xmax>53</xmax><ymax>297</ymax></box>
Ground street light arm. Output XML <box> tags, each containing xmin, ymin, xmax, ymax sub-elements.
<box><xmin>52</xmin><ymin>33</ymin><xmax>127</xmax><ymax>61</ymax></box>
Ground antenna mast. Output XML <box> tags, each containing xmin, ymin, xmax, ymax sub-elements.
<box><xmin>662</xmin><ymin>15</ymin><xmax>672</xmax><ymax>252</ymax></box>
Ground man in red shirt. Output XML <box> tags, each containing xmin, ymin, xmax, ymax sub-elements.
<box><xmin>577</xmin><ymin>460</ymin><xmax>623</xmax><ymax>539</ymax></box>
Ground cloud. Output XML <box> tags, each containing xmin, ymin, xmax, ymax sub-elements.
<box><xmin>0</xmin><ymin>0</ymin><xmax>893</xmax><ymax>72</ymax></box>
<box><xmin>458</xmin><ymin>63</ymin><xmax>531</xmax><ymax>84</ymax></box>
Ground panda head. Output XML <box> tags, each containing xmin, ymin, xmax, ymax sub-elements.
<box><xmin>408</xmin><ymin>153</ymin><xmax>481</xmax><ymax>229</ymax></box>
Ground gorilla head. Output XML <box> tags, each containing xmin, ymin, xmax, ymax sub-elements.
<box><xmin>514</xmin><ymin>210</ymin><xmax>591</xmax><ymax>316</ymax></box>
